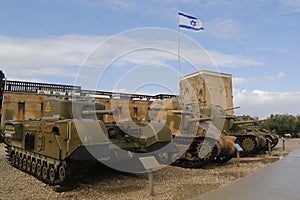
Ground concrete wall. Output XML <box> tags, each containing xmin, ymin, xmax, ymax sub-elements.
<box><xmin>0</xmin><ymin>70</ymin><xmax>234</xmax><ymax>125</ymax></box>
<box><xmin>1</xmin><ymin>92</ymin><xmax>51</xmax><ymax>123</ymax></box>
<box><xmin>180</xmin><ymin>70</ymin><xmax>234</xmax><ymax>115</ymax></box>
<box><xmin>0</xmin><ymin>92</ymin><xmax>153</xmax><ymax>125</ymax></box>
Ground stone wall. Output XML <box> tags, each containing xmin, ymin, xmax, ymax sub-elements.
<box><xmin>180</xmin><ymin>70</ymin><xmax>234</xmax><ymax>115</ymax></box>
<box><xmin>0</xmin><ymin>70</ymin><xmax>234</xmax><ymax>125</ymax></box>
<box><xmin>0</xmin><ymin>92</ymin><xmax>153</xmax><ymax>125</ymax></box>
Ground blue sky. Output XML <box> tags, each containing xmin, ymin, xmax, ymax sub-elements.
<box><xmin>0</xmin><ymin>0</ymin><xmax>300</xmax><ymax>118</ymax></box>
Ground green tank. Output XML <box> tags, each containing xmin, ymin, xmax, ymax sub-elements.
<box><xmin>1</xmin><ymin>97</ymin><xmax>173</xmax><ymax>184</ymax></box>
<box><xmin>233</xmin><ymin>116</ymin><xmax>279</xmax><ymax>151</ymax></box>
<box><xmin>260</xmin><ymin>129</ymin><xmax>279</xmax><ymax>149</ymax></box>
<box><xmin>226</xmin><ymin>118</ymin><xmax>267</xmax><ymax>155</ymax></box>
<box><xmin>200</xmin><ymin>105</ymin><xmax>279</xmax><ymax>156</ymax></box>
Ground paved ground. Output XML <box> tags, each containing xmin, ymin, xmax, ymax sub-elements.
<box><xmin>197</xmin><ymin>145</ymin><xmax>300</xmax><ymax>200</ymax></box>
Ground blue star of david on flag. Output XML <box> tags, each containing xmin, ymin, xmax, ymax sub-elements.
<box><xmin>178</xmin><ymin>11</ymin><xmax>204</xmax><ymax>32</ymax></box>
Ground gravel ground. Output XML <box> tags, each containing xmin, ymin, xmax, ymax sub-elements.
<box><xmin>1</xmin><ymin>139</ymin><xmax>299</xmax><ymax>200</ymax></box>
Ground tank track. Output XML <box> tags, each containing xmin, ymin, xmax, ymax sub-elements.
<box><xmin>265</xmin><ymin>134</ymin><xmax>279</xmax><ymax>150</ymax></box>
<box><xmin>213</xmin><ymin>136</ymin><xmax>235</xmax><ymax>163</ymax></box>
<box><xmin>172</xmin><ymin>137</ymin><xmax>220</xmax><ymax>168</ymax></box>
<box><xmin>5</xmin><ymin>143</ymin><xmax>68</xmax><ymax>185</ymax></box>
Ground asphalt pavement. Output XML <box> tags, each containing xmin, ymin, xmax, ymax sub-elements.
<box><xmin>196</xmin><ymin>147</ymin><xmax>300</xmax><ymax>200</ymax></box>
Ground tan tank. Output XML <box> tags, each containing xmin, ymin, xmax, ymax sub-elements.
<box><xmin>148</xmin><ymin>98</ymin><xmax>237</xmax><ymax>168</ymax></box>
<box><xmin>2</xmin><ymin>97</ymin><xmax>173</xmax><ymax>184</ymax></box>
<box><xmin>200</xmin><ymin>105</ymin><xmax>278</xmax><ymax>155</ymax></box>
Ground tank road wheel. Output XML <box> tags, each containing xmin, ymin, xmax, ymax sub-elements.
<box><xmin>31</xmin><ymin>160</ymin><xmax>36</xmax><ymax>174</ymax></box>
<box><xmin>197</xmin><ymin>140</ymin><xmax>213</xmax><ymax>161</ymax></box>
<box><xmin>242</xmin><ymin>137</ymin><xmax>256</xmax><ymax>153</ymax></box>
<box><xmin>12</xmin><ymin>154</ymin><xmax>16</xmax><ymax>166</ymax></box>
<box><xmin>36</xmin><ymin>162</ymin><xmax>42</xmax><ymax>177</ymax></box>
<box><xmin>22</xmin><ymin>158</ymin><xmax>27</xmax><ymax>170</ymax></box>
<box><xmin>58</xmin><ymin>165</ymin><xmax>66</xmax><ymax>182</ymax></box>
<box><xmin>15</xmin><ymin>154</ymin><xmax>19</xmax><ymax>166</ymax></box>
<box><xmin>42</xmin><ymin>164</ymin><xmax>48</xmax><ymax>180</ymax></box>
<box><xmin>216</xmin><ymin>153</ymin><xmax>234</xmax><ymax>163</ymax></box>
<box><xmin>18</xmin><ymin>156</ymin><xmax>23</xmax><ymax>168</ymax></box>
<box><xmin>48</xmin><ymin>166</ymin><xmax>56</xmax><ymax>183</ymax></box>
<box><xmin>156</xmin><ymin>152</ymin><xmax>170</xmax><ymax>164</ymax></box>
<box><xmin>27</xmin><ymin>159</ymin><xmax>32</xmax><ymax>172</ymax></box>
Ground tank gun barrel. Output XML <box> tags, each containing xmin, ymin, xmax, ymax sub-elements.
<box><xmin>82</xmin><ymin>110</ymin><xmax>115</xmax><ymax>115</ymax></box>
<box><xmin>233</xmin><ymin>120</ymin><xmax>255</xmax><ymax>125</ymax></box>
<box><xmin>171</xmin><ymin>110</ymin><xmax>193</xmax><ymax>115</ymax></box>
<box><xmin>233</xmin><ymin>119</ymin><xmax>264</xmax><ymax>125</ymax></box>
<box><xmin>189</xmin><ymin>117</ymin><xmax>211</xmax><ymax>123</ymax></box>
<box><xmin>148</xmin><ymin>108</ymin><xmax>195</xmax><ymax>115</ymax></box>
<box><xmin>215</xmin><ymin>115</ymin><xmax>235</xmax><ymax>119</ymax></box>
<box><xmin>186</xmin><ymin>100</ymin><xmax>206</xmax><ymax>105</ymax></box>
<box><xmin>225</xmin><ymin>106</ymin><xmax>240</xmax><ymax>111</ymax></box>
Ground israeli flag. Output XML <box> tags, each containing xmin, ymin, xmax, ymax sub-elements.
<box><xmin>178</xmin><ymin>11</ymin><xmax>204</xmax><ymax>32</ymax></box>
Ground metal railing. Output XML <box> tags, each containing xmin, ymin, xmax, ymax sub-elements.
<box><xmin>3</xmin><ymin>80</ymin><xmax>177</xmax><ymax>100</ymax></box>
<box><xmin>4</xmin><ymin>80</ymin><xmax>81</xmax><ymax>94</ymax></box>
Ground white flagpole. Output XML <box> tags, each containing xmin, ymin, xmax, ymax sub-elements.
<box><xmin>177</xmin><ymin>11</ymin><xmax>181</xmax><ymax>94</ymax></box>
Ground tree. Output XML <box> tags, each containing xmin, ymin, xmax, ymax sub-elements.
<box><xmin>262</xmin><ymin>114</ymin><xmax>299</xmax><ymax>137</ymax></box>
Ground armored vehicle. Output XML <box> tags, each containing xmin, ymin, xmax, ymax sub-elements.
<box><xmin>200</xmin><ymin>105</ymin><xmax>278</xmax><ymax>155</ymax></box>
<box><xmin>233</xmin><ymin>116</ymin><xmax>279</xmax><ymax>150</ymax></box>
<box><xmin>0</xmin><ymin>128</ymin><xmax>3</xmax><ymax>143</ymax></box>
<box><xmin>149</xmin><ymin>98</ymin><xmax>237</xmax><ymax>168</ymax></box>
<box><xmin>260</xmin><ymin>129</ymin><xmax>279</xmax><ymax>149</ymax></box>
<box><xmin>2</xmin><ymin>97</ymin><xmax>173</xmax><ymax>184</ymax></box>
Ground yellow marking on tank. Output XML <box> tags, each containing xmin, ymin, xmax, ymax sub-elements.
<box><xmin>45</xmin><ymin>102</ymin><xmax>51</xmax><ymax>112</ymax></box>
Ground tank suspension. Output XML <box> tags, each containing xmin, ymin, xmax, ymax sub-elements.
<box><xmin>173</xmin><ymin>137</ymin><xmax>220</xmax><ymax>168</ymax></box>
<box><xmin>5</xmin><ymin>145</ymin><xmax>67</xmax><ymax>185</ymax></box>
<box><xmin>234</xmin><ymin>135</ymin><xmax>259</xmax><ymax>156</ymax></box>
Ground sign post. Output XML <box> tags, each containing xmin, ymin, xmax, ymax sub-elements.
<box><xmin>281</xmin><ymin>137</ymin><xmax>286</xmax><ymax>152</ymax></box>
<box><xmin>149</xmin><ymin>171</ymin><xmax>154</xmax><ymax>195</ymax></box>
<box><xmin>234</xmin><ymin>143</ymin><xmax>243</xmax><ymax>167</ymax></box>
<box><xmin>266</xmin><ymin>138</ymin><xmax>272</xmax><ymax>156</ymax></box>
<box><xmin>139</xmin><ymin>156</ymin><xmax>162</xmax><ymax>196</ymax></box>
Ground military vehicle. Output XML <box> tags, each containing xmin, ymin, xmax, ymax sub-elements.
<box><xmin>200</xmin><ymin>105</ymin><xmax>279</xmax><ymax>155</ymax></box>
<box><xmin>0</xmin><ymin>127</ymin><xmax>3</xmax><ymax>143</ymax></box>
<box><xmin>148</xmin><ymin>98</ymin><xmax>237</xmax><ymax>168</ymax></box>
<box><xmin>1</xmin><ymin>97</ymin><xmax>173</xmax><ymax>184</ymax></box>
<box><xmin>261</xmin><ymin>129</ymin><xmax>279</xmax><ymax>149</ymax></box>
<box><xmin>233</xmin><ymin>116</ymin><xmax>279</xmax><ymax>150</ymax></box>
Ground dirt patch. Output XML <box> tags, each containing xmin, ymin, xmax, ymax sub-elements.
<box><xmin>0</xmin><ymin>138</ymin><xmax>299</xmax><ymax>200</ymax></box>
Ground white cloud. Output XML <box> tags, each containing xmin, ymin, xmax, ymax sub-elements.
<box><xmin>233</xmin><ymin>77</ymin><xmax>245</xmax><ymax>87</ymax></box>
<box><xmin>0</xmin><ymin>32</ymin><xmax>263</xmax><ymax>88</ymax></box>
<box><xmin>207</xmin><ymin>18</ymin><xmax>246</xmax><ymax>40</ymax></box>
<box><xmin>66</xmin><ymin>0</ymin><xmax>137</xmax><ymax>10</ymax></box>
<box><xmin>232</xmin><ymin>77</ymin><xmax>258</xmax><ymax>89</ymax></box>
<box><xmin>208</xmin><ymin>50</ymin><xmax>263</xmax><ymax>68</ymax></box>
<box><xmin>279</xmin><ymin>0</ymin><xmax>300</xmax><ymax>13</ymax></box>
<box><xmin>232</xmin><ymin>77</ymin><xmax>259</xmax><ymax>88</ymax></box>
<box><xmin>233</xmin><ymin>72</ymin><xmax>287</xmax><ymax>89</ymax></box>
<box><xmin>0</xmin><ymin>34</ymin><xmax>108</xmax><ymax>80</ymax></box>
<box><xmin>265</xmin><ymin>72</ymin><xmax>287</xmax><ymax>81</ymax></box>
<box><xmin>234</xmin><ymin>89</ymin><xmax>300</xmax><ymax>119</ymax></box>
<box><xmin>255</xmin><ymin>47</ymin><xmax>290</xmax><ymax>54</ymax></box>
